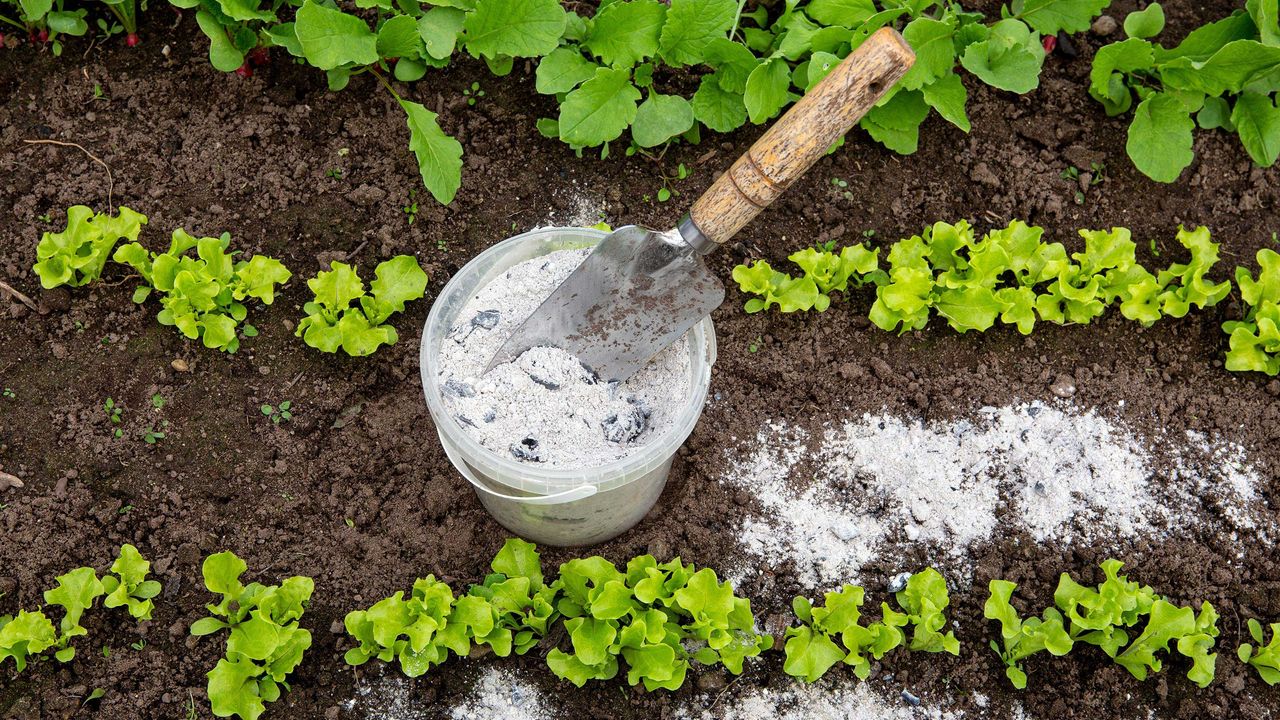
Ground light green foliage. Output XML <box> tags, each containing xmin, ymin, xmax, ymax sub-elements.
<box><xmin>113</xmin><ymin>229</ymin><xmax>291</xmax><ymax>353</ymax></box>
<box><xmin>783</xmin><ymin>585</ymin><xmax>906</xmax><ymax>682</ymax></box>
<box><xmin>746</xmin><ymin>220</ymin><xmax>1231</xmax><ymax>343</ymax></box>
<box><xmin>43</xmin><ymin>567</ymin><xmax>106</xmax><ymax>662</ymax></box>
<box><xmin>1224</xmin><ymin>249</ymin><xmax>1280</xmax><ymax>375</ymax></box>
<box><xmin>0</xmin><ymin>610</ymin><xmax>58</xmax><ymax>672</ymax></box>
<box><xmin>102</xmin><ymin>544</ymin><xmax>163</xmax><ymax>621</ymax></box>
<box><xmin>548</xmin><ymin>555</ymin><xmax>771</xmax><ymax>690</ymax></box>
<box><xmin>1090</xmin><ymin>4</ymin><xmax>1280</xmax><ymax>181</ymax></box>
<box><xmin>783</xmin><ymin>568</ymin><xmax>956</xmax><ymax>683</ymax></box>
<box><xmin>190</xmin><ymin>552</ymin><xmax>314</xmax><ymax>720</ymax></box>
<box><xmin>296</xmin><ymin>255</ymin><xmax>428</xmax><ymax>356</ymax></box>
<box><xmin>343</xmin><ymin>539</ymin><xmax>555</xmax><ymax>677</ymax></box>
<box><xmin>0</xmin><ymin>0</ymin><xmax>87</xmax><ymax>55</ymax></box>
<box><xmin>1239</xmin><ymin>618</ymin><xmax>1280</xmax><ymax>685</ymax></box>
<box><xmin>33</xmin><ymin>206</ymin><xmax>147</xmax><ymax>289</ymax></box>
<box><xmin>983</xmin><ymin>580</ymin><xmax>1072</xmax><ymax>689</ymax></box>
<box><xmin>988</xmin><ymin>559</ymin><xmax>1219</xmax><ymax>689</ymax></box>
<box><xmin>733</xmin><ymin>241</ymin><xmax>879</xmax><ymax>313</ymax></box>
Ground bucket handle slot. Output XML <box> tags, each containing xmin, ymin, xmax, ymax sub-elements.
<box><xmin>442</xmin><ymin>439</ymin><xmax>599</xmax><ymax>505</ymax></box>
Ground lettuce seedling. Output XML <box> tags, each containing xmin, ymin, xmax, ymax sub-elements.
<box><xmin>43</xmin><ymin>567</ymin><xmax>106</xmax><ymax>662</ymax></box>
<box><xmin>1115</xmin><ymin>599</ymin><xmax>1218</xmax><ymax>688</ymax></box>
<box><xmin>732</xmin><ymin>260</ymin><xmax>823</xmax><ymax>313</ymax></box>
<box><xmin>733</xmin><ymin>242</ymin><xmax>879</xmax><ymax>313</ymax></box>
<box><xmin>893</xmin><ymin>568</ymin><xmax>960</xmax><ymax>655</ymax></box>
<box><xmin>344</xmin><ymin>539</ymin><xmax>556</xmax><ymax>677</ymax></box>
<box><xmin>984</xmin><ymin>579</ymin><xmax>1073</xmax><ymax>689</ymax></box>
<box><xmin>33</xmin><ymin>205</ymin><xmax>147</xmax><ymax>289</ymax></box>
<box><xmin>1151</xmin><ymin>226</ymin><xmax>1230</xmax><ymax>318</ymax></box>
<box><xmin>101</xmin><ymin>544</ymin><xmax>163</xmax><ymax>621</ymax></box>
<box><xmin>296</xmin><ymin>256</ymin><xmax>428</xmax><ymax>356</ymax></box>
<box><xmin>784</xmin><ymin>584</ymin><xmax>906</xmax><ymax>682</ymax></box>
<box><xmin>114</xmin><ymin>230</ymin><xmax>292</xmax><ymax>353</ymax></box>
<box><xmin>1238</xmin><ymin>619</ymin><xmax>1280</xmax><ymax>685</ymax></box>
<box><xmin>548</xmin><ymin>554</ymin><xmax>770</xmax><ymax>691</ymax></box>
<box><xmin>190</xmin><ymin>552</ymin><xmax>313</xmax><ymax>720</ymax></box>
<box><xmin>0</xmin><ymin>610</ymin><xmax>58</xmax><ymax>672</ymax></box>
<box><xmin>1054</xmin><ymin>558</ymin><xmax>1156</xmax><ymax>657</ymax></box>
<box><xmin>1223</xmin><ymin>249</ymin><xmax>1280</xmax><ymax>375</ymax></box>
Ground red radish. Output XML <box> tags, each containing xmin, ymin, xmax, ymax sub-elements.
<box><xmin>248</xmin><ymin>47</ymin><xmax>269</xmax><ymax>66</ymax></box>
<box><xmin>235</xmin><ymin>62</ymin><xmax>253</xmax><ymax>78</ymax></box>
<box><xmin>125</xmin><ymin>32</ymin><xmax>140</xmax><ymax>47</ymax></box>
<box><xmin>1042</xmin><ymin>35</ymin><xmax>1057</xmax><ymax>53</ymax></box>
<box><xmin>36</xmin><ymin>28</ymin><xmax>48</xmax><ymax>43</ymax></box>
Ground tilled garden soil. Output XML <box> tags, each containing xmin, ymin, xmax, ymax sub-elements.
<box><xmin>2</xmin><ymin>1</ymin><xmax>1279</xmax><ymax>718</ymax></box>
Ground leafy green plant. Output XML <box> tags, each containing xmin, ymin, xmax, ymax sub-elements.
<box><xmin>733</xmin><ymin>241</ymin><xmax>879</xmax><ymax>312</ymax></box>
<box><xmin>296</xmin><ymin>255</ymin><xmax>427</xmax><ymax>356</ymax></box>
<box><xmin>190</xmin><ymin>551</ymin><xmax>313</xmax><ymax>720</ymax></box>
<box><xmin>104</xmin><ymin>397</ymin><xmax>124</xmax><ymax>438</ymax></box>
<box><xmin>0</xmin><ymin>610</ymin><xmax>57</xmax><ymax>672</ymax></box>
<box><xmin>1239</xmin><ymin>618</ymin><xmax>1280</xmax><ymax>685</ymax></box>
<box><xmin>1223</xmin><ymin>248</ymin><xmax>1280</xmax><ymax>375</ymax></box>
<box><xmin>343</xmin><ymin>539</ymin><xmax>555</xmax><ymax>677</ymax></box>
<box><xmin>0</xmin><ymin>0</ymin><xmax>88</xmax><ymax>55</ymax></box>
<box><xmin>987</xmin><ymin>559</ymin><xmax>1219</xmax><ymax>689</ymax></box>
<box><xmin>783</xmin><ymin>584</ymin><xmax>906</xmax><ymax>682</ymax></box>
<box><xmin>547</xmin><ymin>554</ymin><xmax>771</xmax><ymax>690</ymax></box>
<box><xmin>102</xmin><ymin>544</ymin><xmax>162</xmax><ymax>621</ymax></box>
<box><xmin>260</xmin><ymin>401</ymin><xmax>293</xmax><ymax>424</ymax></box>
<box><xmin>1089</xmin><ymin>2</ymin><xmax>1280</xmax><ymax>181</ymax></box>
<box><xmin>33</xmin><ymin>205</ymin><xmax>147</xmax><ymax>289</ymax></box>
<box><xmin>114</xmin><ymin>229</ymin><xmax>292</xmax><ymax>353</ymax></box>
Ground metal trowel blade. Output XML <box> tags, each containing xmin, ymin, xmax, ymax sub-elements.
<box><xmin>485</xmin><ymin>225</ymin><xmax>724</xmax><ymax>382</ymax></box>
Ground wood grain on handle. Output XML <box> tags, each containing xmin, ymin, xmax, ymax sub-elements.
<box><xmin>689</xmin><ymin>28</ymin><xmax>915</xmax><ymax>247</ymax></box>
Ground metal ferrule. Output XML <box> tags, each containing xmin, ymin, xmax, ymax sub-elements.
<box><xmin>677</xmin><ymin>214</ymin><xmax>718</xmax><ymax>256</ymax></box>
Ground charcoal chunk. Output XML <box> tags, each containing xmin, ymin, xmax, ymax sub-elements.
<box><xmin>510</xmin><ymin>437</ymin><xmax>544</xmax><ymax>462</ymax></box>
<box><xmin>601</xmin><ymin>404</ymin><xmax>650</xmax><ymax>443</ymax></box>
<box><xmin>482</xmin><ymin>408</ymin><xmax>496</xmax><ymax>423</ymax></box>
<box><xmin>444</xmin><ymin>379</ymin><xmax>476</xmax><ymax>398</ymax></box>
<box><xmin>471</xmin><ymin>309</ymin><xmax>500</xmax><ymax>330</ymax></box>
<box><xmin>456</xmin><ymin>414</ymin><xmax>477</xmax><ymax>428</ymax></box>
<box><xmin>525</xmin><ymin>370</ymin><xmax>560</xmax><ymax>390</ymax></box>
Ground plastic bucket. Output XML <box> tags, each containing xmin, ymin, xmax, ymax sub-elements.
<box><xmin>420</xmin><ymin>227</ymin><xmax>716</xmax><ymax>547</ymax></box>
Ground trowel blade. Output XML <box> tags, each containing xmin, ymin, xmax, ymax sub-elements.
<box><xmin>485</xmin><ymin>225</ymin><xmax>724</xmax><ymax>383</ymax></box>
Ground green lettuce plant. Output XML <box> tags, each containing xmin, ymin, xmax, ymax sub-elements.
<box><xmin>190</xmin><ymin>551</ymin><xmax>313</xmax><ymax>720</ymax></box>
<box><xmin>344</xmin><ymin>539</ymin><xmax>555</xmax><ymax>677</ymax></box>
<box><xmin>733</xmin><ymin>241</ymin><xmax>878</xmax><ymax>313</ymax></box>
<box><xmin>43</xmin><ymin>567</ymin><xmax>106</xmax><ymax>662</ymax></box>
<box><xmin>1089</xmin><ymin>2</ymin><xmax>1280</xmax><ymax>182</ymax></box>
<box><xmin>1239</xmin><ymin>618</ymin><xmax>1280</xmax><ymax>685</ymax></box>
<box><xmin>102</xmin><ymin>543</ymin><xmax>163</xmax><ymax>621</ymax></box>
<box><xmin>33</xmin><ymin>205</ymin><xmax>147</xmax><ymax>289</ymax></box>
<box><xmin>1223</xmin><ymin>248</ymin><xmax>1280</xmax><ymax>375</ymax></box>
<box><xmin>0</xmin><ymin>610</ymin><xmax>58</xmax><ymax>672</ymax></box>
<box><xmin>987</xmin><ymin>559</ymin><xmax>1219</xmax><ymax>689</ymax></box>
<box><xmin>296</xmin><ymin>255</ymin><xmax>427</xmax><ymax>357</ymax></box>
<box><xmin>114</xmin><ymin>229</ymin><xmax>292</xmax><ymax>353</ymax></box>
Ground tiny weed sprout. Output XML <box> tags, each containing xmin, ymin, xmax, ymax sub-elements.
<box><xmin>986</xmin><ymin>559</ymin><xmax>1219</xmax><ymax>689</ymax></box>
<box><xmin>190</xmin><ymin>551</ymin><xmax>314</xmax><ymax>720</ymax></box>
<box><xmin>403</xmin><ymin>193</ymin><xmax>419</xmax><ymax>225</ymax></box>
<box><xmin>33</xmin><ymin>206</ymin><xmax>147</xmax><ymax>289</ymax></box>
<box><xmin>463</xmin><ymin>81</ymin><xmax>485</xmax><ymax>106</ymax></box>
<box><xmin>104</xmin><ymin>397</ymin><xmax>123</xmax><ymax>438</ymax></box>
<box><xmin>2</xmin><ymin>388</ymin><xmax>14</xmax><ymax>399</ymax></box>
<box><xmin>113</xmin><ymin>229</ymin><xmax>292</xmax><ymax>353</ymax></box>
<box><xmin>261</xmin><ymin>401</ymin><xmax>293</xmax><ymax>424</ymax></box>
<box><xmin>142</xmin><ymin>423</ymin><xmax>167</xmax><ymax>444</ymax></box>
<box><xmin>151</xmin><ymin>393</ymin><xmax>165</xmax><ymax>409</ymax></box>
<box><xmin>130</xmin><ymin>639</ymin><xmax>146</xmax><ymax>651</ymax></box>
<box><xmin>297</xmin><ymin>255</ymin><xmax>428</xmax><ymax>356</ymax></box>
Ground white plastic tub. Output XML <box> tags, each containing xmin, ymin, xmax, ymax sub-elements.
<box><xmin>420</xmin><ymin>227</ymin><xmax>716</xmax><ymax>547</ymax></box>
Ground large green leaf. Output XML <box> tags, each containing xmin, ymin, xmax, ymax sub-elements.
<box><xmin>196</xmin><ymin>10</ymin><xmax>247</xmax><ymax>72</ymax></box>
<box><xmin>295</xmin><ymin>0</ymin><xmax>379</xmax><ymax>71</ymax></box>
<box><xmin>901</xmin><ymin>17</ymin><xmax>956</xmax><ymax>90</ymax></box>
<box><xmin>417</xmin><ymin>7</ymin><xmax>466</xmax><ymax>60</ymax></box>
<box><xmin>1232</xmin><ymin>92</ymin><xmax>1280</xmax><ymax>167</ymax></box>
<box><xmin>960</xmin><ymin>18</ymin><xmax>1044</xmax><ymax>94</ymax></box>
<box><xmin>1011</xmin><ymin>0</ymin><xmax>1109</xmax><ymax>35</ymax></box>
<box><xmin>805</xmin><ymin>0</ymin><xmax>876</xmax><ymax>28</ymax></box>
<box><xmin>535</xmin><ymin>47</ymin><xmax>600</xmax><ymax>94</ymax></box>
<box><xmin>398</xmin><ymin>99</ymin><xmax>464</xmax><ymax>205</ymax></box>
<box><xmin>585</xmin><ymin>0</ymin><xmax>666</xmax><ymax>68</ymax></box>
<box><xmin>376</xmin><ymin>14</ymin><xmax>422</xmax><ymax>59</ymax></box>
<box><xmin>557</xmin><ymin>67</ymin><xmax>642</xmax><ymax>147</ymax></box>
<box><xmin>464</xmin><ymin>0</ymin><xmax>565</xmax><ymax>59</ymax></box>
<box><xmin>921</xmin><ymin>71</ymin><xmax>970</xmax><ymax>131</ymax></box>
<box><xmin>1127</xmin><ymin>93</ymin><xmax>1195</xmax><ymax>182</ymax></box>
<box><xmin>631</xmin><ymin>93</ymin><xmax>694</xmax><ymax>147</ymax></box>
<box><xmin>744</xmin><ymin>57</ymin><xmax>791</xmax><ymax>124</ymax></box>
<box><xmin>657</xmin><ymin>0</ymin><xmax>736</xmax><ymax>67</ymax></box>
<box><xmin>861</xmin><ymin>89</ymin><xmax>931</xmax><ymax>153</ymax></box>
<box><xmin>691</xmin><ymin>74</ymin><xmax>747</xmax><ymax>132</ymax></box>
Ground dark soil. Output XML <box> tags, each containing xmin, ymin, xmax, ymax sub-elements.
<box><xmin>2</xmin><ymin>1</ymin><xmax>1279</xmax><ymax>718</ymax></box>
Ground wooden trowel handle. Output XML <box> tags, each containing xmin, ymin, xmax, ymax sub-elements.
<box><xmin>687</xmin><ymin>28</ymin><xmax>915</xmax><ymax>248</ymax></box>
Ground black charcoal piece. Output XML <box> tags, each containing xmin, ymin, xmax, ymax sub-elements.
<box><xmin>482</xmin><ymin>408</ymin><xmax>496</xmax><ymax>423</ymax></box>
<box><xmin>510</xmin><ymin>437</ymin><xmax>544</xmax><ymax>462</ymax></box>
<box><xmin>443</xmin><ymin>379</ymin><xmax>477</xmax><ymax>398</ymax></box>
<box><xmin>471</xmin><ymin>309</ymin><xmax>500</xmax><ymax>330</ymax></box>
<box><xmin>456</xmin><ymin>414</ymin><xmax>477</xmax><ymax>428</ymax></box>
<box><xmin>601</xmin><ymin>405</ymin><xmax>649</xmax><ymax>443</ymax></box>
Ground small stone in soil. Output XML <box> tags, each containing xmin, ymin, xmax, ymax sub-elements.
<box><xmin>901</xmin><ymin>690</ymin><xmax>921</xmax><ymax>707</ymax></box>
<box><xmin>444</xmin><ymin>379</ymin><xmax>477</xmax><ymax>398</ymax></box>
<box><xmin>1050</xmin><ymin>374</ymin><xmax>1077</xmax><ymax>398</ymax></box>
<box><xmin>888</xmin><ymin>572</ymin><xmax>912</xmax><ymax>593</ymax></box>
<box><xmin>510</xmin><ymin>437</ymin><xmax>544</xmax><ymax>462</ymax></box>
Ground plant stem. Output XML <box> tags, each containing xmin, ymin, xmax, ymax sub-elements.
<box><xmin>729</xmin><ymin>0</ymin><xmax>747</xmax><ymax>41</ymax></box>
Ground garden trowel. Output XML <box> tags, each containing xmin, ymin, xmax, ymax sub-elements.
<box><xmin>487</xmin><ymin>28</ymin><xmax>915</xmax><ymax>382</ymax></box>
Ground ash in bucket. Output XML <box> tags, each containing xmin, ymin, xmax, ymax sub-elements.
<box><xmin>437</xmin><ymin>248</ymin><xmax>691</xmax><ymax>468</ymax></box>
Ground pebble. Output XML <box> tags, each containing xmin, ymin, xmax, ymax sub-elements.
<box><xmin>910</xmin><ymin>499</ymin><xmax>931</xmax><ymax>523</ymax></box>
<box><xmin>1050</xmin><ymin>374</ymin><xmax>1077</xmax><ymax>398</ymax></box>
<box><xmin>903</xmin><ymin>525</ymin><xmax>920</xmax><ymax>541</ymax></box>
<box><xmin>833</xmin><ymin>520</ymin><xmax>860</xmax><ymax>541</ymax></box>
<box><xmin>1091</xmin><ymin>15</ymin><xmax>1118</xmax><ymax>36</ymax></box>
<box><xmin>888</xmin><ymin>572</ymin><xmax>912</xmax><ymax>593</ymax></box>
<box><xmin>901</xmin><ymin>690</ymin><xmax>921</xmax><ymax>706</ymax></box>
<box><xmin>171</xmin><ymin>358</ymin><xmax>190</xmax><ymax>372</ymax></box>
